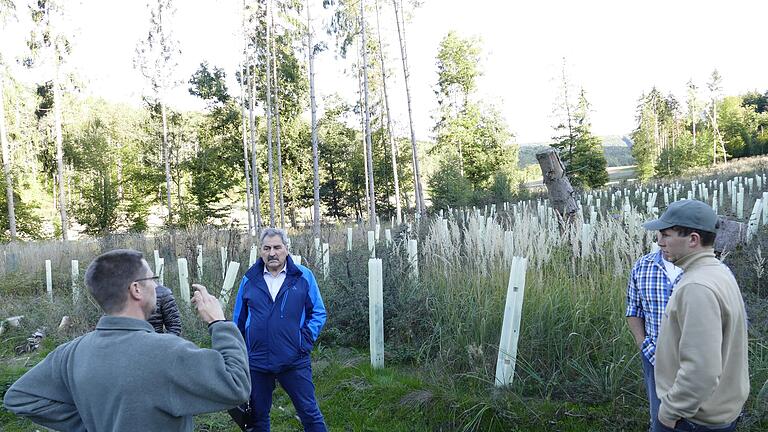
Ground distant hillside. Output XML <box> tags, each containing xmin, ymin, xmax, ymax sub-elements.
<box><xmin>518</xmin><ymin>135</ymin><xmax>635</xmax><ymax>167</ymax></box>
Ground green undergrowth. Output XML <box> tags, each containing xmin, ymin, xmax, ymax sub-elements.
<box><xmin>3</xmin><ymin>344</ymin><xmax>767</xmax><ymax>431</ymax></box>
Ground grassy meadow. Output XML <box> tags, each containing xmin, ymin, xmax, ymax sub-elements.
<box><xmin>3</xmin><ymin>157</ymin><xmax>768</xmax><ymax>431</ymax></box>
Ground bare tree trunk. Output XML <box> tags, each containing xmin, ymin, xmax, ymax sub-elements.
<box><xmin>265</xmin><ymin>0</ymin><xmax>275</xmax><ymax>227</ymax></box>
<box><xmin>240</xmin><ymin>1</ymin><xmax>254</xmax><ymax>235</ymax></box>
<box><xmin>536</xmin><ymin>149</ymin><xmax>578</xmax><ymax>224</ymax></box>
<box><xmin>307</xmin><ymin>0</ymin><xmax>320</xmax><ymax>237</ymax></box>
<box><xmin>360</xmin><ymin>0</ymin><xmax>377</xmax><ymax>231</ymax></box>
<box><xmin>712</xmin><ymin>100</ymin><xmax>717</xmax><ymax>165</ymax></box>
<box><xmin>711</xmin><ymin>100</ymin><xmax>727</xmax><ymax>164</ymax></box>
<box><xmin>272</xmin><ymin>14</ymin><xmax>286</xmax><ymax>229</ymax></box>
<box><xmin>249</xmin><ymin>62</ymin><xmax>262</xmax><ymax>230</ymax></box>
<box><xmin>159</xmin><ymin>101</ymin><xmax>173</xmax><ymax>226</ymax></box>
<box><xmin>53</xmin><ymin>57</ymin><xmax>68</xmax><ymax>240</ymax></box>
<box><xmin>393</xmin><ymin>0</ymin><xmax>425</xmax><ymax>216</ymax></box>
<box><xmin>692</xmin><ymin>111</ymin><xmax>697</xmax><ymax>149</ymax></box>
<box><xmin>374</xmin><ymin>0</ymin><xmax>401</xmax><ymax>225</ymax></box>
<box><xmin>240</xmin><ymin>66</ymin><xmax>253</xmax><ymax>236</ymax></box>
<box><xmin>357</xmin><ymin>38</ymin><xmax>370</xmax><ymax>216</ymax></box>
<box><xmin>174</xmin><ymin>132</ymin><xmax>182</xmax><ymax>220</ymax></box>
<box><xmin>0</xmin><ymin>74</ymin><xmax>17</xmax><ymax>239</ymax></box>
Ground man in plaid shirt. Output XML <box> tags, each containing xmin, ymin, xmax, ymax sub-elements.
<box><xmin>626</xmin><ymin>249</ymin><xmax>682</xmax><ymax>430</ymax></box>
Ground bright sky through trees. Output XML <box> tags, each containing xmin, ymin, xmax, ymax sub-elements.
<box><xmin>3</xmin><ymin>0</ymin><xmax>766</xmax><ymax>144</ymax></box>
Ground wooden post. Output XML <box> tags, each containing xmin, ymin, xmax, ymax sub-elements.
<box><xmin>407</xmin><ymin>239</ymin><xmax>418</xmax><ymax>279</ymax></box>
<box><xmin>535</xmin><ymin>149</ymin><xmax>578</xmax><ymax>223</ymax></box>
<box><xmin>45</xmin><ymin>260</ymin><xmax>52</xmax><ymax>301</ymax></box>
<box><xmin>368</xmin><ymin>231</ymin><xmax>376</xmax><ymax>258</ymax></box>
<box><xmin>218</xmin><ymin>262</ymin><xmax>240</xmax><ymax>307</ymax></box>
<box><xmin>368</xmin><ymin>258</ymin><xmax>384</xmax><ymax>369</ymax></box>
<box><xmin>220</xmin><ymin>247</ymin><xmax>227</xmax><ymax>280</ymax></box>
<box><xmin>71</xmin><ymin>260</ymin><xmax>79</xmax><ymax>304</ymax></box>
<box><xmin>177</xmin><ymin>258</ymin><xmax>190</xmax><ymax>306</ymax></box>
<box><xmin>196</xmin><ymin>245</ymin><xmax>203</xmax><ymax>281</ymax></box>
<box><xmin>322</xmin><ymin>243</ymin><xmax>329</xmax><ymax>279</ymax></box>
<box><xmin>495</xmin><ymin>256</ymin><xmax>527</xmax><ymax>387</ymax></box>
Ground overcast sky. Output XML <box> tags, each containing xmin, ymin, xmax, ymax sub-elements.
<box><xmin>3</xmin><ymin>0</ymin><xmax>767</xmax><ymax>144</ymax></box>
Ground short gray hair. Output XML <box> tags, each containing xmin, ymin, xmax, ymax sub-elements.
<box><xmin>260</xmin><ymin>227</ymin><xmax>289</xmax><ymax>247</ymax></box>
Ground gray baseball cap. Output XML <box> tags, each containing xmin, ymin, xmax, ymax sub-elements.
<box><xmin>643</xmin><ymin>199</ymin><xmax>718</xmax><ymax>232</ymax></box>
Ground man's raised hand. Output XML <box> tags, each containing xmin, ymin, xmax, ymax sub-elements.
<box><xmin>191</xmin><ymin>284</ymin><xmax>225</xmax><ymax>324</ymax></box>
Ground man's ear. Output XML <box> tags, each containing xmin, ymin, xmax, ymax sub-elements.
<box><xmin>689</xmin><ymin>232</ymin><xmax>701</xmax><ymax>248</ymax></box>
<box><xmin>128</xmin><ymin>282</ymin><xmax>142</xmax><ymax>300</ymax></box>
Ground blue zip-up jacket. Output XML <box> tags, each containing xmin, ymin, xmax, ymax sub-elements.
<box><xmin>233</xmin><ymin>255</ymin><xmax>327</xmax><ymax>373</ymax></box>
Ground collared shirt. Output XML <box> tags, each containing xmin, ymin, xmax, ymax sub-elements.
<box><xmin>263</xmin><ymin>265</ymin><xmax>287</xmax><ymax>301</ymax></box>
<box><xmin>626</xmin><ymin>250</ymin><xmax>682</xmax><ymax>365</ymax></box>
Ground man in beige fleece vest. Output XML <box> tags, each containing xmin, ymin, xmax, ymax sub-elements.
<box><xmin>643</xmin><ymin>199</ymin><xmax>749</xmax><ymax>432</ymax></box>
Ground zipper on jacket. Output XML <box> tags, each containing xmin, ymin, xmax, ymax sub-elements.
<box><xmin>280</xmin><ymin>289</ymin><xmax>290</xmax><ymax>318</ymax></box>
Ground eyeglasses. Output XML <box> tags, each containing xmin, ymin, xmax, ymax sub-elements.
<box><xmin>134</xmin><ymin>275</ymin><xmax>160</xmax><ymax>283</ymax></box>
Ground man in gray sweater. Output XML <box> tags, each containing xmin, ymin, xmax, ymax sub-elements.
<box><xmin>3</xmin><ymin>249</ymin><xmax>251</xmax><ymax>431</ymax></box>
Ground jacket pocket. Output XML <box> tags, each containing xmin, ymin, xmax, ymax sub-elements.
<box><xmin>299</xmin><ymin>327</ymin><xmax>314</xmax><ymax>354</ymax></box>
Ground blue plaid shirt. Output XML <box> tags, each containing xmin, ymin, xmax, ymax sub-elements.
<box><xmin>625</xmin><ymin>250</ymin><xmax>681</xmax><ymax>366</ymax></box>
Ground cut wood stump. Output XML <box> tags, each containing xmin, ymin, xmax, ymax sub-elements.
<box><xmin>715</xmin><ymin>217</ymin><xmax>746</xmax><ymax>253</ymax></box>
<box><xmin>536</xmin><ymin>149</ymin><xmax>579</xmax><ymax>223</ymax></box>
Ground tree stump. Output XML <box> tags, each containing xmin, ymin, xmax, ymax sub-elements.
<box><xmin>715</xmin><ymin>217</ymin><xmax>746</xmax><ymax>253</ymax></box>
<box><xmin>536</xmin><ymin>149</ymin><xmax>579</xmax><ymax>223</ymax></box>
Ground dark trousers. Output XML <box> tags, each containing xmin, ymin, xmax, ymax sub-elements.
<box><xmin>248</xmin><ymin>365</ymin><xmax>327</xmax><ymax>432</ymax></box>
<box><xmin>641</xmin><ymin>354</ymin><xmax>661</xmax><ymax>431</ymax></box>
<box><xmin>652</xmin><ymin>417</ymin><xmax>738</xmax><ymax>432</ymax></box>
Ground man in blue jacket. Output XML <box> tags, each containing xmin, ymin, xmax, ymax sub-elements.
<box><xmin>234</xmin><ymin>228</ymin><xmax>328</xmax><ymax>431</ymax></box>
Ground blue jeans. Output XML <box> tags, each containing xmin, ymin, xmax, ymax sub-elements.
<box><xmin>642</xmin><ymin>353</ymin><xmax>661</xmax><ymax>432</ymax></box>
<box><xmin>652</xmin><ymin>417</ymin><xmax>738</xmax><ymax>432</ymax></box>
<box><xmin>248</xmin><ymin>365</ymin><xmax>327</xmax><ymax>432</ymax></box>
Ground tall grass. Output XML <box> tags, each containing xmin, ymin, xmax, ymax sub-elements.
<box><xmin>4</xmin><ymin>159</ymin><xmax>768</xmax><ymax>430</ymax></box>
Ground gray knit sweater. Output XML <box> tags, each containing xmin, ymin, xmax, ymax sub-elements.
<box><xmin>3</xmin><ymin>316</ymin><xmax>250</xmax><ymax>431</ymax></box>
